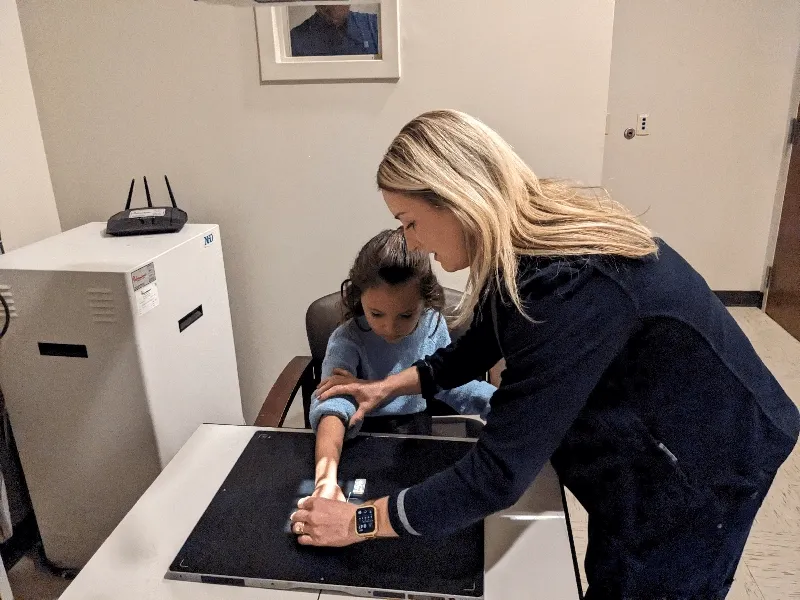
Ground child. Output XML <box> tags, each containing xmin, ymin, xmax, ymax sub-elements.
<box><xmin>309</xmin><ymin>229</ymin><xmax>496</xmax><ymax>501</ymax></box>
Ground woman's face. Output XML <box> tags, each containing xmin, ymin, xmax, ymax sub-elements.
<box><xmin>382</xmin><ymin>190</ymin><xmax>470</xmax><ymax>272</ymax></box>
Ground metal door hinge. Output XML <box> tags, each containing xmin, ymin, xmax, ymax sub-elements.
<box><xmin>765</xmin><ymin>265</ymin><xmax>774</xmax><ymax>291</ymax></box>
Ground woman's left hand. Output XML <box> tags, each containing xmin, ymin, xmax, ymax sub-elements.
<box><xmin>316</xmin><ymin>368</ymin><xmax>364</xmax><ymax>394</ymax></box>
<box><xmin>316</xmin><ymin>368</ymin><xmax>391</xmax><ymax>426</ymax></box>
<box><xmin>290</xmin><ymin>496</ymin><xmax>362</xmax><ymax>547</ymax></box>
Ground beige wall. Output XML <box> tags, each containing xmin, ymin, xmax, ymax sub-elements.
<box><xmin>0</xmin><ymin>0</ymin><xmax>61</xmax><ymax>251</ymax></box>
<box><xmin>18</xmin><ymin>0</ymin><xmax>615</xmax><ymax>422</ymax></box>
<box><xmin>602</xmin><ymin>0</ymin><xmax>800</xmax><ymax>291</ymax></box>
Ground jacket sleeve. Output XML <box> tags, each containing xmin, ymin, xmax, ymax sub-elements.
<box><xmin>426</xmin><ymin>317</ymin><xmax>496</xmax><ymax>418</ymax></box>
<box><xmin>389</xmin><ymin>270</ymin><xmax>638</xmax><ymax>537</ymax></box>
<box><xmin>415</xmin><ymin>297</ymin><xmax>503</xmax><ymax>396</ymax></box>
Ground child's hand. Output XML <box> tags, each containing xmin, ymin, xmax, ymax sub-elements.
<box><xmin>312</xmin><ymin>480</ymin><xmax>346</xmax><ymax>502</ymax></box>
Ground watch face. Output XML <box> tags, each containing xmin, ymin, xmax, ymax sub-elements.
<box><xmin>355</xmin><ymin>506</ymin><xmax>376</xmax><ymax>535</ymax></box>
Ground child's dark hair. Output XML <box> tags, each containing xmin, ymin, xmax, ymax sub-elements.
<box><xmin>341</xmin><ymin>228</ymin><xmax>445</xmax><ymax>324</ymax></box>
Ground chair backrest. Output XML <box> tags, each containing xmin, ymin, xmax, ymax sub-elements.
<box><xmin>305</xmin><ymin>287</ymin><xmax>468</xmax><ymax>369</ymax></box>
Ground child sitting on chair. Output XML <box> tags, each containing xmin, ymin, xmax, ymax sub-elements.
<box><xmin>309</xmin><ymin>228</ymin><xmax>496</xmax><ymax>501</ymax></box>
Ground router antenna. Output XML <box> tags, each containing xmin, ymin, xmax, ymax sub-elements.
<box><xmin>143</xmin><ymin>176</ymin><xmax>153</xmax><ymax>208</ymax></box>
<box><xmin>164</xmin><ymin>175</ymin><xmax>177</xmax><ymax>208</ymax></box>
<box><xmin>125</xmin><ymin>178</ymin><xmax>135</xmax><ymax>210</ymax></box>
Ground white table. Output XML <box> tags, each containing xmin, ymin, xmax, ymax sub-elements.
<box><xmin>59</xmin><ymin>425</ymin><xmax>580</xmax><ymax>599</ymax></box>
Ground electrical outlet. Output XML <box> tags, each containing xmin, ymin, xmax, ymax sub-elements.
<box><xmin>636</xmin><ymin>113</ymin><xmax>649</xmax><ymax>136</ymax></box>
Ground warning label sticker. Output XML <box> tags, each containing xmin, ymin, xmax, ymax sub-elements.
<box><xmin>135</xmin><ymin>282</ymin><xmax>159</xmax><ymax>316</ymax></box>
<box><xmin>131</xmin><ymin>263</ymin><xmax>156</xmax><ymax>291</ymax></box>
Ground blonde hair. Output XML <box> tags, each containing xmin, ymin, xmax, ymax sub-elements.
<box><xmin>376</xmin><ymin>109</ymin><xmax>657</xmax><ymax>326</ymax></box>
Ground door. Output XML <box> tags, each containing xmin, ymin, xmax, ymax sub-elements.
<box><xmin>766</xmin><ymin>102</ymin><xmax>800</xmax><ymax>340</ymax></box>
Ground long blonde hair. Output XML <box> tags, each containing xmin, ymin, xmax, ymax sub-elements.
<box><xmin>376</xmin><ymin>109</ymin><xmax>657</xmax><ymax>326</ymax></box>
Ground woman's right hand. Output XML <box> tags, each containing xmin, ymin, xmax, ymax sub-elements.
<box><xmin>316</xmin><ymin>368</ymin><xmax>389</xmax><ymax>427</ymax></box>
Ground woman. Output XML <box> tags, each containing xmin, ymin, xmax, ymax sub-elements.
<box><xmin>290</xmin><ymin>110</ymin><xmax>799</xmax><ymax>599</ymax></box>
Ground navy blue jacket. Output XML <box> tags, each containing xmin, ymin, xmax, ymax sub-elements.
<box><xmin>290</xmin><ymin>11</ymin><xmax>379</xmax><ymax>57</ymax></box>
<box><xmin>388</xmin><ymin>241</ymin><xmax>798</xmax><ymax>552</ymax></box>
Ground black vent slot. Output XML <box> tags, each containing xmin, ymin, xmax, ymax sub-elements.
<box><xmin>200</xmin><ymin>575</ymin><xmax>244</xmax><ymax>587</ymax></box>
<box><xmin>38</xmin><ymin>343</ymin><xmax>88</xmax><ymax>358</ymax></box>
<box><xmin>178</xmin><ymin>305</ymin><xmax>203</xmax><ymax>333</ymax></box>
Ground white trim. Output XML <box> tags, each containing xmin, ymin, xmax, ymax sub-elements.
<box><xmin>166</xmin><ymin>570</ymin><xmax>481</xmax><ymax>600</ymax></box>
<box><xmin>501</xmin><ymin>513</ymin><xmax>565</xmax><ymax>521</ymax></box>
<box><xmin>397</xmin><ymin>488</ymin><xmax>421</xmax><ymax>536</ymax></box>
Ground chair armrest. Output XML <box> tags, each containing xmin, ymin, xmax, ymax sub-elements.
<box><xmin>254</xmin><ymin>356</ymin><xmax>313</xmax><ymax>427</ymax></box>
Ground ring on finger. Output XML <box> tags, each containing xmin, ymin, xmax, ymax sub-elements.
<box><xmin>295</xmin><ymin>522</ymin><xmax>304</xmax><ymax>535</ymax></box>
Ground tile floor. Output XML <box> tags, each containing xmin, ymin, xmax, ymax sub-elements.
<box><xmin>7</xmin><ymin>308</ymin><xmax>800</xmax><ymax>599</ymax></box>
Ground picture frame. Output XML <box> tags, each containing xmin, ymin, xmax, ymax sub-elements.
<box><xmin>254</xmin><ymin>0</ymin><xmax>400</xmax><ymax>84</ymax></box>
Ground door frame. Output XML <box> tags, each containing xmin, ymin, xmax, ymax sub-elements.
<box><xmin>764</xmin><ymin>99</ymin><xmax>800</xmax><ymax>337</ymax></box>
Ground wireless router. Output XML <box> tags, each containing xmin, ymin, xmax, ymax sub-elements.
<box><xmin>107</xmin><ymin>176</ymin><xmax>188</xmax><ymax>236</ymax></box>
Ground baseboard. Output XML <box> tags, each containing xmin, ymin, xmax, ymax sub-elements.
<box><xmin>714</xmin><ymin>291</ymin><xmax>764</xmax><ymax>308</ymax></box>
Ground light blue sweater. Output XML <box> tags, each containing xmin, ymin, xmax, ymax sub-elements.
<box><xmin>309</xmin><ymin>309</ymin><xmax>496</xmax><ymax>437</ymax></box>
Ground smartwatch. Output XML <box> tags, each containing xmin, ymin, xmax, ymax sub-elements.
<box><xmin>354</xmin><ymin>504</ymin><xmax>378</xmax><ymax>538</ymax></box>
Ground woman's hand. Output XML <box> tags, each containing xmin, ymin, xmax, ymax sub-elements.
<box><xmin>290</xmin><ymin>496</ymin><xmax>362</xmax><ymax>547</ymax></box>
<box><xmin>312</xmin><ymin>480</ymin><xmax>346</xmax><ymax>502</ymax></box>
<box><xmin>317</xmin><ymin>368</ymin><xmax>389</xmax><ymax>427</ymax></box>
<box><xmin>291</xmin><ymin>496</ymin><xmax>398</xmax><ymax>546</ymax></box>
<box><xmin>316</xmin><ymin>368</ymin><xmax>363</xmax><ymax>394</ymax></box>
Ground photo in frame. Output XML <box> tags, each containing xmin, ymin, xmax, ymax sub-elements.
<box><xmin>255</xmin><ymin>0</ymin><xmax>400</xmax><ymax>83</ymax></box>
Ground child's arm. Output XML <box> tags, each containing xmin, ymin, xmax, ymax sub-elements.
<box><xmin>313</xmin><ymin>415</ymin><xmax>346</xmax><ymax>500</ymax></box>
<box><xmin>308</xmin><ymin>330</ymin><xmax>363</xmax><ymax>436</ymax></box>
<box><xmin>309</xmin><ymin>327</ymin><xmax>362</xmax><ymax>500</ymax></box>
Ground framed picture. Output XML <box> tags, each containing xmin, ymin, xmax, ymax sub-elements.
<box><xmin>254</xmin><ymin>0</ymin><xmax>400</xmax><ymax>84</ymax></box>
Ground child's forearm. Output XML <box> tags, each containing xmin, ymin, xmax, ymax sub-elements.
<box><xmin>315</xmin><ymin>415</ymin><xmax>346</xmax><ymax>486</ymax></box>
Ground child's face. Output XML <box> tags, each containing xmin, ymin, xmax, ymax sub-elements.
<box><xmin>361</xmin><ymin>281</ymin><xmax>424</xmax><ymax>344</ymax></box>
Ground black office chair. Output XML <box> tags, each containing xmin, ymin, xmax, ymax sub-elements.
<box><xmin>255</xmin><ymin>288</ymin><xmax>501</xmax><ymax>437</ymax></box>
